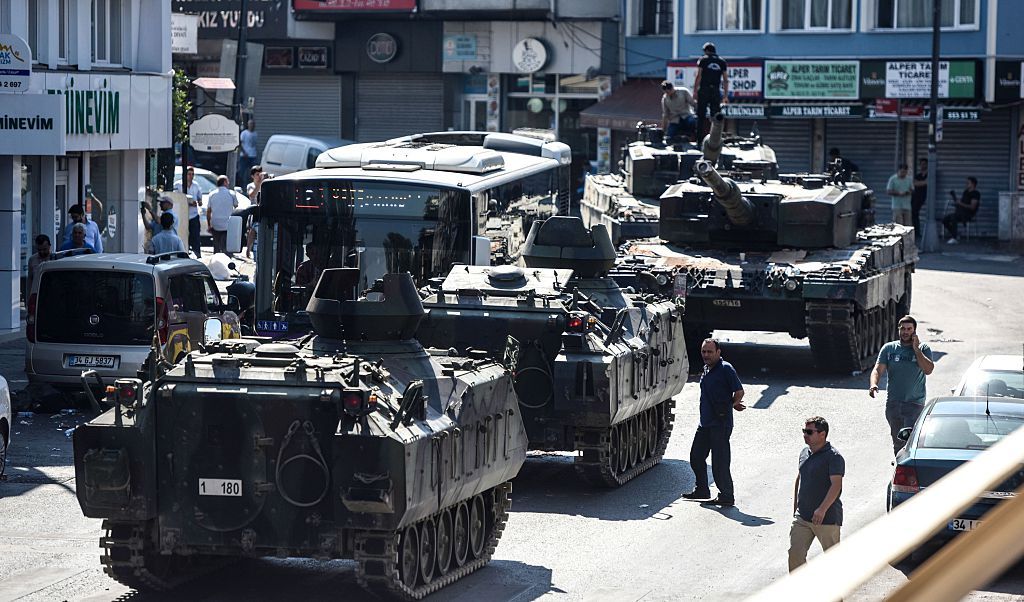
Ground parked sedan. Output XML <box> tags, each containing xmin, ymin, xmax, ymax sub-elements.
<box><xmin>0</xmin><ymin>374</ymin><xmax>11</xmax><ymax>477</ymax></box>
<box><xmin>173</xmin><ymin>166</ymin><xmax>250</xmax><ymax>240</ymax></box>
<box><xmin>887</xmin><ymin>396</ymin><xmax>1024</xmax><ymax>543</ymax></box>
<box><xmin>951</xmin><ymin>354</ymin><xmax>1024</xmax><ymax>399</ymax></box>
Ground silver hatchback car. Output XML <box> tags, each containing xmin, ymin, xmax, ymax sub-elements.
<box><xmin>26</xmin><ymin>251</ymin><xmax>241</xmax><ymax>393</ymax></box>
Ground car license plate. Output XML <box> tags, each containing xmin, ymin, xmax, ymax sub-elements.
<box><xmin>66</xmin><ymin>355</ymin><xmax>117</xmax><ymax>369</ymax></box>
<box><xmin>199</xmin><ymin>478</ymin><xmax>242</xmax><ymax>497</ymax></box>
<box><xmin>948</xmin><ymin>518</ymin><xmax>981</xmax><ymax>531</ymax></box>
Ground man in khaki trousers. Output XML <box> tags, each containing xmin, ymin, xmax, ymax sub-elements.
<box><xmin>789</xmin><ymin>416</ymin><xmax>845</xmax><ymax>571</ymax></box>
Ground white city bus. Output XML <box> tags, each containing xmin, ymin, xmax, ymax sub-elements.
<box><xmin>251</xmin><ymin>131</ymin><xmax>571</xmax><ymax>336</ymax></box>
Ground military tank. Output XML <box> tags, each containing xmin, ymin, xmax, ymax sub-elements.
<box><xmin>416</xmin><ymin>216</ymin><xmax>688</xmax><ymax>487</ymax></box>
<box><xmin>72</xmin><ymin>269</ymin><xmax>527</xmax><ymax>600</ymax></box>
<box><xmin>612</xmin><ymin>160</ymin><xmax>916</xmax><ymax>373</ymax></box>
<box><xmin>582</xmin><ymin>114</ymin><xmax>778</xmax><ymax>244</ymax></box>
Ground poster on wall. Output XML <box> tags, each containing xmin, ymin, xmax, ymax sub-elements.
<box><xmin>666</xmin><ymin>61</ymin><xmax>763</xmax><ymax>99</ymax></box>
<box><xmin>597</xmin><ymin>127</ymin><xmax>611</xmax><ymax>173</ymax></box>
<box><xmin>486</xmin><ymin>75</ymin><xmax>500</xmax><ymax>132</ymax></box>
<box><xmin>763</xmin><ymin>61</ymin><xmax>859</xmax><ymax>99</ymax></box>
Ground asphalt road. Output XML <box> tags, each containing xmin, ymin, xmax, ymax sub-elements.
<box><xmin>1</xmin><ymin>247</ymin><xmax>1022</xmax><ymax>602</ymax></box>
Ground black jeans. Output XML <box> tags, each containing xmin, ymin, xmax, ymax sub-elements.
<box><xmin>212</xmin><ymin>229</ymin><xmax>227</xmax><ymax>254</ymax></box>
<box><xmin>188</xmin><ymin>216</ymin><xmax>201</xmax><ymax>257</ymax></box>
<box><xmin>911</xmin><ymin>195</ymin><xmax>925</xmax><ymax>235</ymax></box>
<box><xmin>942</xmin><ymin>209</ymin><xmax>972</xmax><ymax>239</ymax></box>
<box><xmin>690</xmin><ymin>424</ymin><xmax>734</xmax><ymax>500</ymax></box>
<box><xmin>696</xmin><ymin>88</ymin><xmax>722</xmax><ymax>140</ymax></box>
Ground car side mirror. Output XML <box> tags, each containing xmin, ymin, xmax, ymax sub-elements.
<box><xmin>204</xmin><ymin>317</ymin><xmax>223</xmax><ymax>344</ymax></box>
<box><xmin>897</xmin><ymin>427</ymin><xmax>913</xmax><ymax>442</ymax></box>
<box><xmin>224</xmin><ymin>295</ymin><xmax>241</xmax><ymax>313</ymax></box>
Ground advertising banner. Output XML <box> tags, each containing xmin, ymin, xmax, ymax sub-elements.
<box><xmin>667</xmin><ymin>61</ymin><xmax>763</xmax><ymax>99</ymax></box>
<box><xmin>994</xmin><ymin>60</ymin><xmax>1023</xmax><ymax>103</ymax></box>
<box><xmin>861</xmin><ymin>60</ymin><xmax>978</xmax><ymax>99</ymax></box>
<box><xmin>173</xmin><ymin>0</ymin><xmax>288</xmax><ymax>39</ymax></box>
<box><xmin>764</xmin><ymin>61</ymin><xmax>859</xmax><ymax>99</ymax></box>
<box><xmin>721</xmin><ymin>104</ymin><xmax>766</xmax><ymax>119</ymax></box>
<box><xmin>443</xmin><ymin>35</ymin><xmax>478</xmax><ymax>62</ymax></box>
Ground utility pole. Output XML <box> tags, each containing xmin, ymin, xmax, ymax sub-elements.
<box><xmin>232</xmin><ymin>0</ymin><xmax>249</xmax><ymax>123</ymax></box>
<box><xmin>922</xmin><ymin>0</ymin><xmax>941</xmax><ymax>252</ymax></box>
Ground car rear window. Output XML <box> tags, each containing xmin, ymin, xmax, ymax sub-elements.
<box><xmin>918</xmin><ymin>415</ymin><xmax>1024</xmax><ymax>450</ymax></box>
<box><xmin>37</xmin><ymin>271</ymin><xmax>155</xmax><ymax>345</ymax></box>
<box><xmin>962</xmin><ymin>370</ymin><xmax>1024</xmax><ymax>399</ymax></box>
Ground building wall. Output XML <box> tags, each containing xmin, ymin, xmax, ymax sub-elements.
<box><xmin>625</xmin><ymin>35</ymin><xmax>672</xmax><ymax>78</ymax></box>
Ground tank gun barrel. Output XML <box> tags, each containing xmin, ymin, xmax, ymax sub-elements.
<box><xmin>701</xmin><ymin>113</ymin><xmax>726</xmax><ymax>164</ymax></box>
<box><xmin>695</xmin><ymin>160</ymin><xmax>755</xmax><ymax>226</ymax></box>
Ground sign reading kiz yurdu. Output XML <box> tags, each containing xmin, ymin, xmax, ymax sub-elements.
<box><xmin>764</xmin><ymin>61</ymin><xmax>859</xmax><ymax>99</ymax></box>
<box><xmin>0</xmin><ymin>94</ymin><xmax>65</xmax><ymax>154</ymax></box>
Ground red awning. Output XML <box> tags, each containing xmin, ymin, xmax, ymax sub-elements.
<box><xmin>579</xmin><ymin>79</ymin><xmax>664</xmax><ymax>131</ymax></box>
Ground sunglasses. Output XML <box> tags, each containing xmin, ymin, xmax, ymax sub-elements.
<box><xmin>801</xmin><ymin>429</ymin><xmax>820</xmax><ymax>436</ymax></box>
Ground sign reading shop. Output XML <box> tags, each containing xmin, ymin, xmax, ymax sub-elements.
<box><xmin>0</xmin><ymin>94</ymin><xmax>65</xmax><ymax>155</ymax></box>
<box><xmin>667</xmin><ymin>61</ymin><xmax>763</xmax><ymax>100</ymax></box>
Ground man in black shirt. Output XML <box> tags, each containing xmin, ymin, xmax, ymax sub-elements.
<box><xmin>911</xmin><ymin>158</ymin><xmax>928</xmax><ymax>236</ymax></box>
<box><xmin>942</xmin><ymin>176</ymin><xmax>981</xmax><ymax>244</ymax></box>
<box><xmin>789</xmin><ymin>416</ymin><xmax>845</xmax><ymax>571</ymax></box>
<box><xmin>693</xmin><ymin>42</ymin><xmax>728</xmax><ymax>141</ymax></box>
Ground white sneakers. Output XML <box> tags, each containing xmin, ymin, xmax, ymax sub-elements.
<box><xmin>946</xmin><ymin>238</ymin><xmax>959</xmax><ymax>245</ymax></box>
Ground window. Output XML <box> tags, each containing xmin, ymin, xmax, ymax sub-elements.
<box><xmin>876</xmin><ymin>0</ymin><xmax>977</xmax><ymax>29</ymax></box>
<box><xmin>37</xmin><ymin>271</ymin><xmax>156</xmax><ymax>345</ymax></box>
<box><xmin>639</xmin><ymin>0</ymin><xmax>674</xmax><ymax>35</ymax></box>
<box><xmin>0</xmin><ymin>0</ymin><xmax>9</xmax><ymax>33</ymax></box>
<box><xmin>91</xmin><ymin>0</ymin><xmax>122</xmax><ymax>64</ymax></box>
<box><xmin>169</xmin><ymin>274</ymin><xmax>210</xmax><ymax>313</ymax></box>
<box><xmin>697</xmin><ymin>0</ymin><xmax>762</xmax><ymax>32</ymax></box>
<box><xmin>781</xmin><ymin>0</ymin><xmax>852</xmax><ymax>30</ymax></box>
<box><xmin>27</xmin><ymin>0</ymin><xmax>39</xmax><ymax>60</ymax></box>
<box><xmin>58</xmin><ymin>0</ymin><xmax>70</xmax><ymax>62</ymax></box>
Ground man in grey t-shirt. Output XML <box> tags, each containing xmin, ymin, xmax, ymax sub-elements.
<box><xmin>660</xmin><ymin>81</ymin><xmax>696</xmax><ymax>142</ymax></box>
<box><xmin>869</xmin><ymin>315</ymin><xmax>934</xmax><ymax>453</ymax></box>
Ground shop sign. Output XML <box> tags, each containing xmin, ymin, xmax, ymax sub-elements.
<box><xmin>868</xmin><ymin>98</ymin><xmax>927</xmax><ymax>120</ymax></box>
<box><xmin>49</xmin><ymin>85</ymin><xmax>121</xmax><ymax>135</ymax></box>
<box><xmin>170</xmin><ymin>13</ymin><xmax>198</xmax><ymax>55</ymax></box>
<box><xmin>768</xmin><ymin>104</ymin><xmax>863</xmax><ymax>118</ymax></box>
<box><xmin>861</xmin><ymin>60</ymin><xmax>978</xmax><ymax>99</ymax></box>
<box><xmin>764</xmin><ymin>61</ymin><xmax>859</xmax><ymax>100</ymax></box>
<box><xmin>721</xmin><ymin>104</ymin><xmax>766</xmax><ymax>119</ymax></box>
<box><xmin>667</xmin><ymin>61</ymin><xmax>763</xmax><ymax>100</ymax></box>
<box><xmin>265</xmin><ymin>47</ymin><xmax>295</xmax><ymax>69</ymax></box>
<box><xmin>0</xmin><ymin>34</ymin><xmax>32</xmax><ymax>92</ymax></box>
<box><xmin>172</xmin><ymin>0</ymin><xmax>287</xmax><ymax>39</ymax></box>
<box><xmin>994</xmin><ymin>60</ymin><xmax>1023</xmax><ymax>103</ymax></box>
<box><xmin>298</xmin><ymin>47</ymin><xmax>329</xmax><ymax>69</ymax></box>
<box><xmin>0</xmin><ymin>94</ymin><xmax>65</xmax><ymax>154</ymax></box>
<box><xmin>443</xmin><ymin>35</ymin><xmax>478</xmax><ymax>62</ymax></box>
<box><xmin>367</xmin><ymin>33</ymin><xmax>398</xmax><ymax>64</ymax></box>
<box><xmin>189</xmin><ymin>114</ymin><xmax>239</xmax><ymax>152</ymax></box>
<box><xmin>512</xmin><ymin>38</ymin><xmax>547</xmax><ymax>74</ymax></box>
<box><xmin>293</xmin><ymin>0</ymin><xmax>415</xmax><ymax>11</ymax></box>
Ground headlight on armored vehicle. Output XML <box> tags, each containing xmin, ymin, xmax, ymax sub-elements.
<box><xmin>341</xmin><ymin>389</ymin><xmax>379</xmax><ymax>417</ymax></box>
<box><xmin>785</xmin><ymin>279</ymin><xmax>798</xmax><ymax>292</ymax></box>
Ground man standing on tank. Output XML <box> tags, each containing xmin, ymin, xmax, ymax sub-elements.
<box><xmin>693</xmin><ymin>42</ymin><xmax>729</xmax><ymax>141</ymax></box>
<box><xmin>683</xmin><ymin>338</ymin><xmax>745</xmax><ymax>507</ymax></box>
<box><xmin>869</xmin><ymin>315</ymin><xmax>934</xmax><ymax>454</ymax></box>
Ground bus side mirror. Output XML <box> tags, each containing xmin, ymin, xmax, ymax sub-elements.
<box><xmin>226</xmin><ymin>215</ymin><xmax>243</xmax><ymax>254</ymax></box>
<box><xmin>472</xmin><ymin>235</ymin><xmax>490</xmax><ymax>266</ymax></box>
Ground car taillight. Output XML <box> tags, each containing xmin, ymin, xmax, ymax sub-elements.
<box><xmin>155</xmin><ymin>297</ymin><xmax>168</xmax><ymax>344</ymax></box>
<box><xmin>26</xmin><ymin>293</ymin><xmax>37</xmax><ymax>343</ymax></box>
<box><xmin>341</xmin><ymin>389</ymin><xmax>379</xmax><ymax>417</ymax></box>
<box><xmin>892</xmin><ymin>465</ymin><xmax>920</xmax><ymax>493</ymax></box>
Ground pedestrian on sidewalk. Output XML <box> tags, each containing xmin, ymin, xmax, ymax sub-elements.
<box><xmin>147</xmin><ymin>212</ymin><xmax>186</xmax><ymax>255</ymax></box>
<box><xmin>693</xmin><ymin>42</ymin><xmax>728</xmax><ymax>141</ymax></box>
<box><xmin>61</xmin><ymin>205</ymin><xmax>104</xmax><ymax>253</ymax></box>
<box><xmin>207</xmin><ymin>175</ymin><xmax>238</xmax><ymax>254</ymax></box>
<box><xmin>886</xmin><ymin>163</ymin><xmax>914</xmax><ymax>226</ymax></box>
<box><xmin>245</xmin><ymin>165</ymin><xmax>266</xmax><ymax>259</ymax></box>
<box><xmin>176</xmin><ymin>166</ymin><xmax>203</xmax><ymax>257</ymax></box>
<box><xmin>942</xmin><ymin>176</ymin><xmax>980</xmax><ymax>245</ymax></box>
<box><xmin>683</xmin><ymin>338</ymin><xmax>745</xmax><ymax>507</ymax></box>
<box><xmin>869</xmin><ymin>315</ymin><xmax>934</xmax><ymax>454</ymax></box>
<box><xmin>788</xmin><ymin>416</ymin><xmax>845</xmax><ymax>571</ymax></box>
<box><xmin>59</xmin><ymin>223</ymin><xmax>97</xmax><ymax>252</ymax></box>
<box><xmin>911</xmin><ymin>159</ymin><xmax>928</xmax><ymax>236</ymax></box>
<box><xmin>27</xmin><ymin>234</ymin><xmax>53</xmax><ymax>287</ymax></box>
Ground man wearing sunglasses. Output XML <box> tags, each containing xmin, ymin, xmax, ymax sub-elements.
<box><xmin>789</xmin><ymin>416</ymin><xmax>845</xmax><ymax>571</ymax></box>
<box><xmin>682</xmin><ymin>338</ymin><xmax>745</xmax><ymax>507</ymax></box>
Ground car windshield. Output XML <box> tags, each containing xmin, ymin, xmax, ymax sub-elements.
<box><xmin>36</xmin><ymin>271</ymin><xmax>155</xmax><ymax>345</ymax></box>
<box><xmin>962</xmin><ymin>369</ymin><xmax>1024</xmax><ymax>399</ymax></box>
<box><xmin>918</xmin><ymin>414</ymin><xmax>1024</xmax><ymax>450</ymax></box>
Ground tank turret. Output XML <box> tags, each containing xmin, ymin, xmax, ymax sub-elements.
<box><xmin>306</xmin><ymin>268</ymin><xmax>424</xmax><ymax>341</ymax></box>
<box><xmin>701</xmin><ymin>113</ymin><xmax>726</xmax><ymax>164</ymax></box>
<box><xmin>521</xmin><ymin>216</ymin><xmax>617</xmax><ymax>277</ymax></box>
<box><xmin>694</xmin><ymin>160</ymin><xmax>755</xmax><ymax>226</ymax></box>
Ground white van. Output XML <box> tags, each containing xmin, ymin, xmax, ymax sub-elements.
<box><xmin>260</xmin><ymin>135</ymin><xmax>354</xmax><ymax>176</ymax></box>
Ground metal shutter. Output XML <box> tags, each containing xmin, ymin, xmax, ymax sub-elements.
<box><xmin>255</xmin><ymin>76</ymin><xmax>343</xmax><ymax>155</ymax></box>
<box><xmin>741</xmin><ymin>120</ymin><xmax>813</xmax><ymax>173</ymax></box>
<box><xmin>356</xmin><ymin>74</ymin><xmax>444</xmax><ymax>142</ymax></box>
<box><xmin>826</xmin><ymin>120</ymin><xmax>900</xmax><ymax>223</ymax></box>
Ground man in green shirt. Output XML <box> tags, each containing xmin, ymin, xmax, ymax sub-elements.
<box><xmin>869</xmin><ymin>315</ymin><xmax>934</xmax><ymax>454</ymax></box>
<box><xmin>886</xmin><ymin>163</ymin><xmax>914</xmax><ymax>227</ymax></box>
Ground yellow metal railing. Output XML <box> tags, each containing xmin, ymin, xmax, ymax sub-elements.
<box><xmin>745</xmin><ymin>424</ymin><xmax>1024</xmax><ymax>602</ymax></box>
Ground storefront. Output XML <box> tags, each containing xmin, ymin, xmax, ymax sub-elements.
<box><xmin>258</xmin><ymin>44</ymin><xmax>343</xmax><ymax>146</ymax></box>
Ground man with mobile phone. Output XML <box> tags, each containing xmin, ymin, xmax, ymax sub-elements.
<box><xmin>869</xmin><ymin>315</ymin><xmax>934</xmax><ymax>454</ymax></box>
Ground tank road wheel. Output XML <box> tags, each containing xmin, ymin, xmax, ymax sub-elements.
<box><xmin>436</xmin><ymin>508</ymin><xmax>454</xmax><ymax>576</ymax></box>
<box><xmin>616</xmin><ymin>424</ymin><xmax>630</xmax><ymax>474</ymax></box>
<box><xmin>468</xmin><ymin>495</ymin><xmax>487</xmax><ymax>560</ymax></box>
<box><xmin>452</xmin><ymin>502</ymin><xmax>470</xmax><ymax>568</ymax></box>
<box><xmin>418</xmin><ymin>518</ymin><xmax>437</xmax><ymax>585</ymax></box>
<box><xmin>608</xmin><ymin>425</ymin><xmax>621</xmax><ymax>476</ymax></box>
<box><xmin>637</xmin><ymin>412</ymin><xmax>650</xmax><ymax>461</ymax></box>
<box><xmin>398</xmin><ymin>524</ymin><xmax>420</xmax><ymax>590</ymax></box>
<box><xmin>627</xmin><ymin>416</ymin><xmax>640</xmax><ymax>467</ymax></box>
<box><xmin>647</xmin><ymin>409</ymin><xmax>660</xmax><ymax>457</ymax></box>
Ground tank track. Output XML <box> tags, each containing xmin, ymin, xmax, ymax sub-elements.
<box><xmin>806</xmin><ymin>299</ymin><xmax>898</xmax><ymax>373</ymax></box>
<box><xmin>353</xmin><ymin>481</ymin><xmax>512</xmax><ymax>601</ymax></box>
<box><xmin>100</xmin><ymin>520</ymin><xmax>232</xmax><ymax>592</ymax></box>
<box><xmin>573</xmin><ymin>399</ymin><xmax>676</xmax><ymax>487</ymax></box>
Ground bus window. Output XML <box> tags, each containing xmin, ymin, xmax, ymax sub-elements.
<box><xmin>479</xmin><ymin>170</ymin><xmax>556</xmax><ymax>265</ymax></box>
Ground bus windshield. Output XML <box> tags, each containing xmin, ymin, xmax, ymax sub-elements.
<box><xmin>254</xmin><ymin>179</ymin><xmax>471</xmax><ymax>334</ymax></box>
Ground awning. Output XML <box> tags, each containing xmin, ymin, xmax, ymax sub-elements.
<box><xmin>579</xmin><ymin>79</ymin><xmax>663</xmax><ymax>131</ymax></box>
<box><xmin>192</xmin><ymin>77</ymin><xmax>235</xmax><ymax>90</ymax></box>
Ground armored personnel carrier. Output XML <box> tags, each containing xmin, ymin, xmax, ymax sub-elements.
<box><xmin>582</xmin><ymin>114</ymin><xmax>778</xmax><ymax>244</ymax></box>
<box><xmin>417</xmin><ymin>217</ymin><xmax>688</xmax><ymax>487</ymax></box>
<box><xmin>72</xmin><ymin>269</ymin><xmax>527</xmax><ymax>600</ymax></box>
<box><xmin>613</xmin><ymin>161</ymin><xmax>916</xmax><ymax>373</ymax></box>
